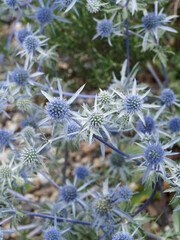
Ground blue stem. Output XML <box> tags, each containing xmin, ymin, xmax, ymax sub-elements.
<box><xmin>0</xmin><ymin>215</ymin><xmax>14</xmax><ymax>225</ymax></box>
<box><xmin>31</xmin><ymin>80</ymin><xmax>96</xmax><ymax>99</ymax></box>
<box><xmin>133</xmin><ymin>181</ymin><xmax>159</xmax><ymax>216</ymax></box>
<box><xmin>23</xmin><ymin>211</ymin><xmax>91</xmax><ymax>225</ymax></box>
<box><xmin>38</xmin><ymin>170</ymin><xmax>61</xmax><ymax>190</ymax></box>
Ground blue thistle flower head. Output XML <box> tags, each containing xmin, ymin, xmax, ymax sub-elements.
<box><xmin>142</xmin><ymin>13</ymin><xmax>159</xmax><ymax>30</ymax></box>
<box><xmin>61</xmin><ymin>185</ymin><xmax>77</xmax><ymax>202</ymax></box>
<box><xmin>110</xmin><ymin>153</ymin><xmax>125</xmax><ymax>168</ymax></box>
<box><xmin>11</xmin><ymin>68</ymin><xmax>28</xmax><ymax>86</ymax></box>
<box><xmin>112</xmin><ymin>231</ymin><xmax>133</xmax><ymax>240</ymax></box>
<box><xmin>160</xmin><ymin>88</ymin><xmax>175</xmax><ymax>106</ymax></box>
<box><xmin>168</xmin><ymin>117</ymin><xmax>180</xmax><ymax>133</ymax></box>
<box><xmin>125</xmin><ymin>95</ymin><xmax>142</xmax><ymax>113</ymax></box>
<box><xmin>97</xmin><ymin>19</ymin><xmax>112</xmax><ymax>38</ymax></box>
<box><xmin>0</xmin><ymin>130</ymin><xmax>12</xmax><ymax>149</ymax></box>
<box><xmin>89</xmin><ymin>112</ymin><xmax>104</xmax><ymax>127</ymax></box>
<box><xmin>4</xmin><ymin>0</ymin><xmax>17</xmax><ymax>8</ymax></box>
<box><xmin>22</xmin><ymin>148</ymin><xmax>39</xmax><ymax>166</ymax></box>
<box><xmin>93</xmin><ymin>195</ymin><xmax>112</xmax><ymax>217</ymax></box>
<box><xmin>44</xmin><ymin>227</ymin><xmax>61</xmax><ymax>240</ymax></box>
<box><xmin>144</xmin><ymin>144</ymin><xmax>164</xmax><ymax>166</ymax></box>
<box><xmin>16</xmin><ymin>28</ymin><xmax>32</xmax><ymax>44</ymax></box>
<box><xmin>137</xmin><ymin>116</ymin><xmax>155</xmax><ymax>134</ymax></box>
<box><xmin>67</xmin><ymin>123</ymin><xmax>79</xmax><ymax>138</ymax></box>
<box><xmin>0</xmin><ymin>165</ymin><xmax>12</xmax><ymax>180</ymax></box>
<box><xmin>23</xmin><ymin>35</ymin><xmax>40</xmax><ymax>52</ymax></box>
<box><xmin>46</xmin><ymin>98</ymin><xmax>70</xmax><ymax>121</ymax></box>
<box><xmin>118</xmin><ymin>186</ymin><xmax>133</xmax><ymax>202</ymax></box>
<box><xmin>36</xmin><ymin>7</ymin><xmax>52</xmax><ymax>24</ymax></box>
<box><xmin>74</xmin><ymin>165</ymin><xmax>89</xmax><ymax>180</ymax></box>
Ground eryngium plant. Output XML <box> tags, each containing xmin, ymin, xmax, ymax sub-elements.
<box><xmin>0</xmin><ymin>0</ymin><xmax>179</xmax><ymax>239</ymax></box>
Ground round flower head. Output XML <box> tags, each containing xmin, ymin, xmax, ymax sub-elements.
<box><xmin>16</xmin><ymin>28</ymin><xmax>32</xmax><ymax>45</ymax></box>
<box><xmin>133</xmin><ymin>134</ymin><xmax>180</xmax><ymax>183</ymax></box>
<box><xmin>22</xmin><ymin>126</ymin><xmax>36</xmax><ymax>139</ymax></box>
<box><xmin>15</xmin><ymin>176</ymin><xmax>25</xmax><ymax>188</ymax></box>
<box><xmin>135</xmin><ymin>1</ymin><xmax>177</xmax><ymax>50</ymax></box>
<box><xmin>36</xmin><ymin>7</ymin><xmax>52</xmax><ymax>24</ymax></box>
<box><xmin>44</xmin><ymin>227</ymin><xmax>61</xmax><ymax>240</ymax></box>
<box><xmin>137</xmin><ymin>116</ymin><xmax>155</xmax><ymax>134</ymax></box>
<box><xmin>118</xmin><ymin>186</ymin><xmax>133</xmax><ymax>202</ymax></box>
<box><xmin>7</xmin><ymin>62</ymin><xmax>43</xmax><ymax>96</ymax></box>
<box><xmin>113</xmin><ymin>80</ymin><xmax>159</xmax><ymax>125</ymax></box>
<box><xmin>110</xmin><ymin>153</ymin><xmax>125</xmax><ymax>168</ymax></box>
<box><xmin>97</xmin><ymin>19</ymin><xmax>112</xmax><ymax>38</ymax></box>
<box><xmin>93</xmin><ymin>13</ymin><xmax>122</xmax><ymax>46</ymax></box>
<box><xmin>168</xmin><ymin>117</ymin><xmax>180</xmax><ymax>133</ymax></box>
<box><xmin>78</xmin><ymin>95</ymin><xmax>113</xmax><ymax>144</ymax></box>
<box><xmin>142</xmin><ymin>13</ymin><xmax>159</xmax><ymax>30</ymax></box>
<box><xmin>0</xmin><ymin>165</ymin><xmax>12</xmax><ymax>181</ymax></box>
<box><xmin>28</xmin><ymin>0</ymin><xmax>71</xmax><ymax>33</ymax></box>
<box><xmin>67</xmin><ymin>122</ymin><xmax>79</xmax><ymax>139</ymax></box>
<box><xmin>24</xmin><ymin>35</ymin><xmax>40</xmax><ymax>52</ymax></box>
<box><xmin>90</xmin><ymin>112</ymin><xmax>104</xmax><ymax>127</ymax></box>
<box><xmin>21</xmin><ymin>144</ymin><xmax>46</xmax><ymax>172</ymax></box>
<box><xmin>16</xmin><ymin>98</ymin><xmax>31</xmax><ymax>112</ymax></box>
<box><xmin>74</xmin><ymin>165</ymin><xmax>89</xmax><ymax>180</ymax></box>
<box><xmin>125</xmin><ymin>95</ymin><xmax>142</xmax><ymax>113</ymax></box>
<box><xmin>109</xmin><ymin>152</ymin><xmax>130</xmax><ymax>181</ymax></box>
<box><xmin>98</xmin><ymin>89</ymin><xmax>112</xmax><ymax>105</ymax></box>
<box><xmin>17</xmin><ymin>27</ymin><xmax>48</xmax><ymax>67</ymax></box>
<box><xmin>61</xmin><ymin>185</ymin><xmax>77</xmax><ymax>203</ymax></box>
<box><xmin>41</xmin><ymin>80</ymin><xmax>85</xmax><ymax>135</ymax></box>
<box><xmin>46</xmin><ymin>99</ymin><xmax>70</xmax><ymax>121</ymax></box>
<box><xmin>12</xmin><ymin>68</ymin><xmax>28</xmax><ymax>86</ymax></box>
<box><xmin>58</xmin><ymin>178</ymin><xmax>91</xmax><ymax>217</ymax></box>
<box><xmin>22</xmin><ymin>148</ymin><xmax>39</xmax><ymax>166</ymax></box>
<box><xmin>160</xmin><ymin>88</ymin><xmax>175</xmax><ymax>107</ymax></box>
<box><xmin>90</xmin><ymin>179</ymin><xmax>133</xmax><ymax>229</ymax></box>
<box><xmin>145</xmin><ymin>144</ymin><xmax>164</xmax><ymax>166</ymax></box>
<box><xmin>93</xmin><ymin>196</ymin><xmax>113</xmax><ymax>219</ymax></box>
<box><xmin>0</xmin><ymin>157</ymin><xmax>19</xmax><ymax>192</ymax></box>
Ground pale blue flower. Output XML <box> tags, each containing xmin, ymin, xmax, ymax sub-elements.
<box><xmin>93</xmin><ymin>13</ymin><xmax>122</xmax><ymax>46</ymax></box>
<box><xmin>135</xmin><ymin>1</ymin><xmax>177</xmax><ymax>50</ymax></box>
<box><xmin>28</xmin><ymin>0</ymin><xmax>71</xmax><ymax>34</ymax></box>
